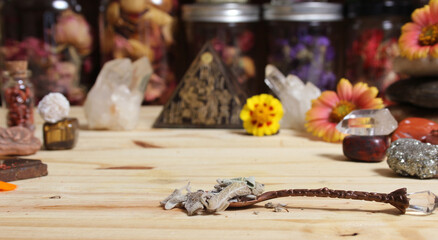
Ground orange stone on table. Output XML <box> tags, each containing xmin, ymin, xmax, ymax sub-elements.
<box><xmin>391</xmin><ymin>117</ymin><xmax>438</xmax><ymax>142</ymax></box>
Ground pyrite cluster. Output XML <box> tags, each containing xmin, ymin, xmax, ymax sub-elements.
<box><xmin>387</xmin><ymin>138</ymin><xmax>438</xmax><ymax>179</ymax></box>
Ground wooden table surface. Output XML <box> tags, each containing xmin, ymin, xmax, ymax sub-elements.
<box><xmin>1</xmin><ymin>106</ymin><xmax>437</xmax><ymax>240</ymax></box>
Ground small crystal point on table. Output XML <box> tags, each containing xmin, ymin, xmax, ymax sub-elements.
<box><xmin>337</xmin><ymin>108</ymin><xmax>398</xmax><ymax>162</ymax></box>
<box><xmin>406</xmin><ymin>191</ymin><xmax>438</xmax><ymax>215</ymax></box>
<box><xmin>336</xmin><ymin>108</ymin><xmax>398</xmax><ymax>136</ymax></box>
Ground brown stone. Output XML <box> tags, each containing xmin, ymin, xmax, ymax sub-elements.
<box><xmin>0</xmin><ymin>126</ymin><xmax>41</xmax><ymax>156</ymax></box>
<box><xmin>391</xmin><ymin>117</ymin><xmax>438</xmax><ymax>142</ymax></box>
<box><xmin>343</xmin><ymin>135</ymin><xmax>390</xmax><ymax>162</ymax></box>
<box><xmin>0</xmin><ymin>158</ymin><xmax>47</xmax><ymax>182</ymax></box>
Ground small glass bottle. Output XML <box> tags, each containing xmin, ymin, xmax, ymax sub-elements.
<box><xmin>1</xmin><ymin>61</ymin><xmax>35</xmax><ymax>131</ymax></box>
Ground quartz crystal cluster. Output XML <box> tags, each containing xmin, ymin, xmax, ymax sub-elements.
<box><xmin>386</xmin><ymin>138</ymin><xmax>438</xmax><ymax>179</ymax></box>
<box><xmin>84</xmin><ymin>58</ymin><xmax>152</xmax><ymax>130</ymax></box>
<box><xmin>264</xmin><ymin>65</ymin><xmax>321</xmax><ymax>130</ymax></box>
<box><xmin>336</xmin><ymin>108</ymin><xmax>398</xmax><ymax>136</ymax></box>
<box><xmin>38</xmin><ymin>93</ymin><xmax>70</xmax><ymax>123</ymax></box>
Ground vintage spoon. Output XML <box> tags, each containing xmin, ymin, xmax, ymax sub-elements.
<box><xmin>229</xmin><ymin>187</ymin><xmax>438</xmax><ymax>215</ymax></box>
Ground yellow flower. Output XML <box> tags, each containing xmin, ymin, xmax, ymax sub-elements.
<box><xmin>305</xmin><ymin>79</ymin><xmax>384</xmax><ymax>142</ymax></box>
<box><xmin>240</xmin><ymin>94</ymin><xmax>284</xmax><ymax>136</ymax></box>
<box><xmin>399</xmin><ymin>0</ymin><xmax>438</xmax><ymax>60</ymax></box>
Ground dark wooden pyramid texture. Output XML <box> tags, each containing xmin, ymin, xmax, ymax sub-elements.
<box><xmin>154</xmin><ymin>42</ymin><xmax>247</xmax><ymax>128</ymax></box>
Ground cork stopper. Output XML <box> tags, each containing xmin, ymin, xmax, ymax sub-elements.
<box><xmin>5</xmin><ymin>61</ymin><xmax>28</xmax><ymax>78</ymax></box>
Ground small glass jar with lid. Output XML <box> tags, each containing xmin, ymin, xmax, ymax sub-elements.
<box><xmin>264</xmin><ymin>2</ymin><xmax>344</xmax><ymax>91</ymax></box>
<box><xmin>344</xmin><ymin>0</ymin><xmax>412</xmax><ymax>95</ymax></box>
<box><xmin>1</xmin><ymin>61</ymin><xmax>35</xmax><ymax>131</ymax></box>
<box><xmin>1</xmin><ymin>0</ymin><xmax>92</xmax><ymax>104</ymax></box>
<box><xmin>182</xmin><ymin>3</ymin><xmax>264</xmax><ymax>95</ymax></box>
<box><xmin>99</xmin><ymin>0</ymin><xmax>178</xmax><ymax>104</ymax></box>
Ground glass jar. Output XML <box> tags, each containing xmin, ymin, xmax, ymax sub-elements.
<box><xmin>1</xmin><ymin>0</ymin><xmax>93</xmax><ymax>105</ymax></box>
<box><xmin>99</xmin><ymin>0</ymin><xmax>178</xmax><ymax>104</ymax></box>
<box><xmin>413</xmin><ymin>0</ymin><xmax>429</xmax><ymax>8</ymax></box>
<box><xmin>264</xmin><ymin>2</ymin><xmax>344</xmax><ymax>91</ymax></box>
<box><xmin>1</xmin><ymin>61</ymin><xmax>34</xmax><ymax>130</ymax></box>
<box><xmin>345</xmin><ymin>0</ymin><xmax>412</xmax><ymax>96</ymax></box>
<box><xmin>182</xmin><ymin>3</ymin><xmax>263</xmax><ymax>95</ymax></box>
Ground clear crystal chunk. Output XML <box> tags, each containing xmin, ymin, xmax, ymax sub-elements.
<box><xmin>264</xmin><ymin>65</ymin><xmax>320</xmax><ymax>131</ymax></box>
<box><xmin>406</xmin><ymin>191</ymin><xmax>438</xmax><ymax>215</ymax></box>
<box><xmin>336</xmin><ymin>108</ymin><xmax>398</xmax><ymax>136</ymax></box>
<box><xmin>84</xmin><ymin>57</ymin><xmax>152</xmax><ymax>130</ymax></box>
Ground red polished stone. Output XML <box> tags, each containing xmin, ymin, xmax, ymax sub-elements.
<box><xmin>425</xmin><ymin>130</ymin><xmax>438</xmax><ymax>145</ymax></box>
<box><xmin>391</xmin><ymin>117</ymin><xmax>438</xmax><ymax>142</ymax></box>
<box><xmin>343</xmin><ymin>135</ymin><xmax>390</xmax><ymax>162</ymax></box>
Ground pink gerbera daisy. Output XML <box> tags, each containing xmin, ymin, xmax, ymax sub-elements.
<box><xmin>399</xmin><ymin>0</ymin><xmax>438</xmax><ymax>60</ymax></box>
<box><xmin>305</xmin><ymin>79</ymin><xmax>384</xmax><ymax>142</ymax></box>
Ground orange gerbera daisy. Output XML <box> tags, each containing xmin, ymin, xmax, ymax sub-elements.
<box><xmin>305</xmin><ymin>79</ymin><xmax>384</xmax><ymax>142</ymax></box>
<box><xmin>399</xmin><ymin>0</ymin><xmax>438</xmax><ymax>60</ymax></box>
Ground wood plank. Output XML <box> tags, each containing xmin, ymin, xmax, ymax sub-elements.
<box><xmin>0</xmin><ymin>106</ymin><xmax>437</xmax><ymax>240</ymax></box>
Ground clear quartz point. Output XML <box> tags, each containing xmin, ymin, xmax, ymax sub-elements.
<box><xmin>406</xmin><ymin>191</ymin><xmax>438</xmax><ymax>215</ymax></box>
<box><xmin>336</xmin><ymin>108</ymin><xmax>398</xmax><ymax>136</ymax></box>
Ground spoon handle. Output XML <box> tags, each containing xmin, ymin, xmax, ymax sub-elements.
<box><xmin>229</xmin><ymin>187</ymin><xmax>409</xmax><ymax>213</ymax></box>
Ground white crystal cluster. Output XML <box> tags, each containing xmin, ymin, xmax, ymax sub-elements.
<box><xmin>38</xmin><ymin>93</ymin><xmax>70</xmax><ymax>123</ymax></box>
<box><xmin>265</xmin><ymin>65</ymin><xmax>321</xmax><ymax>131</ymax></box>
<box><xmin>84</xmin><ymin>57</ymin><xmax>152</xmax><ymax>130</ymax></box>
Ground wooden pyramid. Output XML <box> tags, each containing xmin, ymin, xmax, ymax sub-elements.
<box><xmin>154</xmin><ymin>42</ymin><xmax>247</xmax><ymax>128</ymax></box>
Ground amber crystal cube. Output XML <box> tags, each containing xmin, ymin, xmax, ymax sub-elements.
<box><xmin>43</xmin><ymin>118</ymin><xmax>79</xmax><ymax>150</ymax></box>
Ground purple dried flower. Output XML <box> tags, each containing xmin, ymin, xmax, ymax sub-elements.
<box><xmin>318</xmin><ymin>71</ymin><xmax>336</xmax><ymax>91</ymax></box>
<box><xmin>325</xmin><ymin>46</ymin><xmax>336</xmax><ymax>62</ymax></box>
<box><xmin>316</xmin><ymin>36</ymin><xmax>330</xmax><ymax>47</ymax></box>
<box><xmin>300</xmin><ymin>35</ymin><xmax>313</xmax><ymax>45</ymax></box>
<box><xmin>276</xmin><ymin>39</ymin><xmax>289</xmax><ymax>47</ymax></box>
<box><xmin>289</xmin><ymin>43</ymin><xmax>306</xmax><ymax>59</ymax></box>
<box><xmin>292</xmin><ymin>65</ymin><xmax>310</xmax><ymax>81</ymax></box>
